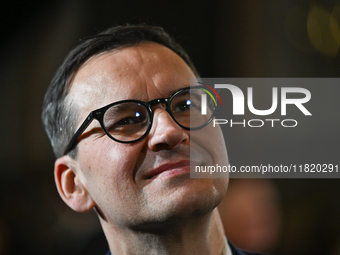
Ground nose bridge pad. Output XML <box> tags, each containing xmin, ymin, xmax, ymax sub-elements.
<box><xmin>150</xmin><ymin>101</ymin><xmax>167</xmax><ymax>111</ymax></box>
<box><xmin>150</xmin><ymin>101</ymin><xmax>171</xmax><ymax>122</ymax></box>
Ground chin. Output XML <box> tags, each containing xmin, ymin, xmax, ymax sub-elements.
<box><xmin>151</xmin><ymin>178</ymin><xmax>226</xmax><ymax>221</ymax></box>
<box><xmin>122</xmin><ymin>177</ymin><xmax>228</xmax><ymax>232</ymax></box>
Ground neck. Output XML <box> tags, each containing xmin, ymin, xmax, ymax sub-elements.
<box><xmin>101</xmin><ymin>208</ymin><xmax>226</xmax><ymax>255</ymax></box>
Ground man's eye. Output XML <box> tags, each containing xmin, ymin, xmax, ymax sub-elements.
<box><xmin>173</xmin><ymin>100</ymin><xmax>192</xmax><ymax>113</ymax></box>
<box><xmin>114</xmin><ymin>110</ymin><xmax>147</xmax><ymax>126</ymax></box>
<box><xmin>104</xmin><ymin>110</ymin><xmax>149</xmax><ymax>137</ymax></box>
<box><xmin>116</xmin><ymin>116</ymin><xmax>142</xmax><ymax>126</ymax></box>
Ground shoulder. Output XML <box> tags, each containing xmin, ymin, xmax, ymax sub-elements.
<box><xmin>229</xmin><ymin>241</ymin><xmax>269</xmax><ymax>255</ymax></box>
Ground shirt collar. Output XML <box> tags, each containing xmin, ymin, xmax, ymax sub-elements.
<box><xmin>224</xmin><ymin>237</ymin><xmax>233</xmax><ymax>255</ymax></box>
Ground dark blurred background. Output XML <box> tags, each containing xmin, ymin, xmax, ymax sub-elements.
<box><xmin>1</xmin><ymin>0</ymin><xmax>340</xmax><ymax>254</ymax></box>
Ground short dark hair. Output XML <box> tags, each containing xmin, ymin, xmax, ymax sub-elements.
<box><xmin>42</xmin><ymin>24</ymin><xmax>199</xmax><ymax>158</ymax></box>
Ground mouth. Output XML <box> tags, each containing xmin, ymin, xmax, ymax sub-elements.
<box><xmin>144</xmin><ymin>160</ymin><xmax>195</xmax><ymax>180</ymax></box>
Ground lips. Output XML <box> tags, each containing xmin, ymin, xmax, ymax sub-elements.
<box><xmin>144</xmin><ymin>160</ymin><xmax>193</xmax><ymax>180</ymax></box>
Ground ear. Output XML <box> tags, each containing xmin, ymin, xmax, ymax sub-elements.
<box><xmin>54</xmin><ymin>156</ymin><xmax>96</xmax><ymax>213</ymax></box>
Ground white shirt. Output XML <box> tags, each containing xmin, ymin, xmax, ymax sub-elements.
<box><xmin>224</xmin><ymin>238</ymin><xmax>233</xmax><ymax>255</ymax></box>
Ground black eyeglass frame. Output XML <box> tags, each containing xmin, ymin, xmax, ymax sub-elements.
<box><xmin>63</xmin><ymin>86</ymin><xmax>216</xmax><ymax>155</ymax></box>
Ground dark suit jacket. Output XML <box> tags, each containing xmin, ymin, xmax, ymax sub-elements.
<box><xmin>229</xmin><ymin>241</ymin><xmax>268</xmax><ymax>255</ymax></box>
<box><xmin>105</xmin><ymin>242</ymin><xmax>268</xmax><ymax>255</ymax></box>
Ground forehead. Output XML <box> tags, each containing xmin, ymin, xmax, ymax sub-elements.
<box><xmin>68</xmin><ymin>42</ymin><xmax>195</xmax><ymax>119</ymax></box>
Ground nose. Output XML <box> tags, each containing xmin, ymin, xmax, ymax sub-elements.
<box><xmin>148</xmin><ymin>108</ymin><xmax>189</xmax><ymax>151</ymax></box>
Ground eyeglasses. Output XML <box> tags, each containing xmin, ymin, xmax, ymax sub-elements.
<box><xmin>63</xmin><ymin>86</ymin><xmax>216</xmax><ymax>155</ymax></box>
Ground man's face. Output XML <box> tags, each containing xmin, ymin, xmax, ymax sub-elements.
<box><xmin>67</xmin><ymin>42</ymin><xmax>229</xmax><ymax>228</ymax></box>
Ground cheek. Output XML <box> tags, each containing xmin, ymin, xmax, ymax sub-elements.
<box><xmin>191</xmin><ymin>124</ymin><xmax>229</xmax><ymax>166</ymax></box>
<box><xmin>77</xmin><ymin>139</ymin><xmax>144</xmax><ymax>197</ymax></box>
<box><xmin>76</xmin><ymin>142</ymin><xmax>149</xmax><ymax>222</ymax></box>
<box><xmin>79</xmin><ymin>137</ymin><xmax>138</xmax><ymax>172</ymax></box>
<box><xmin>212</xmin><ymin>126</ymin><xmax>229</xmax><ymax>165</ymax></box>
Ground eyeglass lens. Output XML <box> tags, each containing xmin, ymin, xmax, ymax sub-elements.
<box><xmin>102</xmin><ymin>87</ymin><xmax>215</xmax><ymax>142</ymax></box>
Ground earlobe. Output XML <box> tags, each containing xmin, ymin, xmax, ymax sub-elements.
<box><xmin>54</xmin><ymin>156</ymin><xmax>96</xmax><ymax>213</ymax></box>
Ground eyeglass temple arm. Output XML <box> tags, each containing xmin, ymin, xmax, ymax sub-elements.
<box><xmin>63</xmin><ymin>112</ymin><xmax>95</xmax><ymax>155</ymax></box>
